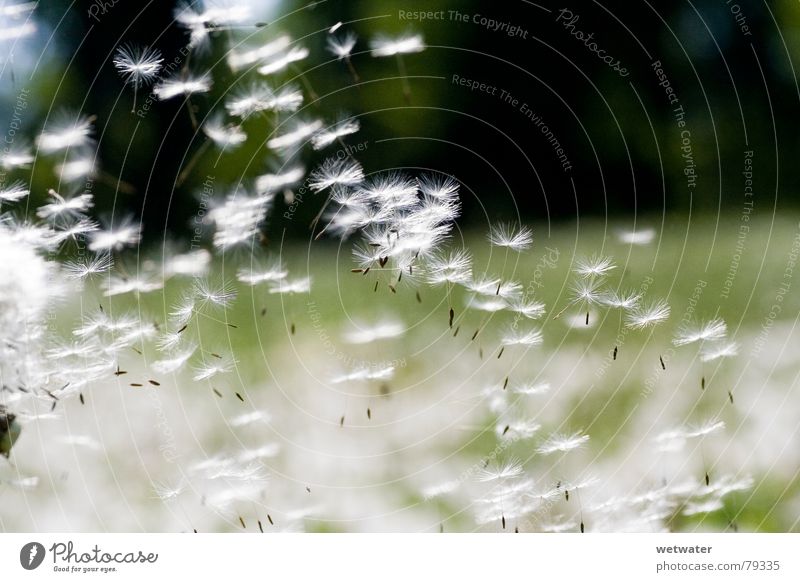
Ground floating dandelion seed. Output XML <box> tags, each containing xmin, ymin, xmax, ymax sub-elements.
<box><xmin>113</xmin><ymin>44</ymin><xmax>163</xmax><ymax>112</ymax></box>
<box><xmin>554</xmin><ymin>278</ymin><xmax>604</xmax><ymax>323</ymax></box>
<box><xmin>63</xmin><ymin>253</ymin><xmax>112</xmax><ymax>280</ymax></box>
<box><xmin>625</xmin><ymin>299</ymin><xmax>670</xmax><ymax>329</ymax></box>
<box><xmin>37</xmin><ymin>113</ymin><xmax>94</xmax><ymax>153</ymax></box>
<box><xmin>370</xmin><ymin>33</ymin><xmax>425</xmax><ymax>102</ymax></box>
<box><xmin>311</xmin><ymin>116</ymin><xmax>360</xmax><ymax>150</ymax></box>
<box><xmin>617</xmin><ymin>227</ymin><xmax>656</xmax><ymax>245</ymax></box>
<box><xmin>309</xmin><ymin>157</ymin><xmax>364</xmax><ymax>192</ymax></box>
<box><xmin>673</xmin><ymin>318</ymin><xmax>728</xmax><ymax>346</ymax></box>
<box><xmin>602</xmin><ymin>289</ymin><xmax>641</xmax><ymax>359</ymax></box>
<box><xmin>487</xmin><ymin>223</ymin><xmax>533</xmax><ymax>251</ymax></box>
<box><xmin>574</xmin><ymin>255</ymin><xmax>616</xmax><ymax>278</ymax></box>
<box><xmin>152</xmin><ymin>74</ymin><xmax>211</xmax><ymax>100</ymax></box>
<box><xmin>203</xmin><ymin>114</ymin><xmax>247</xmax><ymax>150</ymax></box>
<box><xmin>536</xmin><ymin>431</ymin><xmax>590</xmax><ymax>455</ymax></box>
<box><xmin>0</xmin><ymin>180</ymin><xmax>29</xmax><ymax>203</ymax></box>
<box><xmin>327</xmin><ymin>31</ymin><xmax>359</xmax><ymax>82</ymax></box>
<box><xmin>477</xmin><ymin>458</ymin><xmax>524</xmax><ymax>482</ymax></box>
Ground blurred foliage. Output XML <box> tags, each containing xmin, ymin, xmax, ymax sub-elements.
<box><xmin>3</xmin><ymin>0</ymin><xmax>798</xmax><ymax>243</ymax></box>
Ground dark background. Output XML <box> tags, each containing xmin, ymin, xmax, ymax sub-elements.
<box><xmin>16</xmin><ymin>0</ymin><xmax>797</xmax><ymax>240</ymax></box>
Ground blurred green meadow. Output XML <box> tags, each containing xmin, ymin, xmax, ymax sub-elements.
<box><xmin>10</xmin><ymin>213</ymin><xmax>791</xmax><ymax>533</ymax></box>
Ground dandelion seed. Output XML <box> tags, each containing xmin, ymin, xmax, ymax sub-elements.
<box><xmin>574</xmin><ymin>255</ymin><xmax>616</xmax><ymax>278</ymax></box>
<box><xmin>500</xmin><ymin>327</ymin><xmax>543</xmax><ymax>347</ymax></box>
<box><xmin>625</xmin><ymin>299</ymin><xmax>671</xmax><ymax>329</ymax></box>
<box><xmin>269</xmin><ymin>277</ymin><xmax>311</xmax><ymax>294</ymax></box>
<box><xmin>113</xmin><ymin>44</ymin><xmax>163</xmax><ymax>112</ymax></box>
<box><xmin>88</xmin><ymin>218</ymin><xmax>141</xmax><ymax>252</ymax></box>
<box><xmin>257</xmin><ymin>45</ymin><xmax>309</xmax><ymax>76</ymax></box>
<box><xmin>153</xmin><ymin>74</ymin><xmax>211</xmax><ymax>100</ymax></box>
<box><xmin>267</xmin><ymin>119</ymin><xmax>323</xmax><ymax>150</ymax></box>
<box><xmin>700</xmin><ymin>341</ymin><xmax>738</xmax><ymax>362</ymax></box>
<box><xmin>370</xmin><ymin>33</ymin><xmax>425</xmax><ymax>57</ymax></box>
<box><xmin>309</xmin><ymin>157</ymin><xmax>364</xmax><ymax>192</ymax></box>
<box><xmin>487</xmin><ymin>223</ymin><xmax>533</xmax><ymax>251</ymax></box>
<box><xmin>343</xmin><ymin>319</ymin><xmax>405</xmax><ymax>344</ymax></box>
<box><xmin>311</xmin><ymin>117</ymin><xmax>360</xmax><ymax>150</ymax></box>
<box><xmin>477</xmin><ymin>458</ymin><xmax>523</xmax><ymax>482</ymax></box>
<box><xmin>227</xmin><ymin>36</ymin><xmax>292</xmax><ymax>71</ymax></box>
<box><xmin>0</xmin><ymin>180</ymin><xmax>29</xmax><ymax>203</ymax></box>
<box><xmin>202</xmin><ymin>114</ymin><xmax>247</xmax><ymax>150</ymax></box>
<box><xmin>256</xmin><ymin>166</ymin><xmax>305</xmax><ymax>194</ymax></box>
<box><xmin>194</xmin><ymin>279</ymin><xmax>237</xmax><ymax>309</ymax></box>
<box><xmin>56</xmin><ymin>156</ymin><xmax>96</xmax><ymax>182</ymax></box>
<box><xmin>0</xmin><ymin>143</ymin><xmax>33</xmax><ymax>169</ymax></box>
<box><xmin>674</xmin><ymin>318</ymin><xmax>728</xmax><ymax>347</ymax></box>
<box><xmin>327</xmin><ymin>31</ymin><xmax>360</xmax><ymax>82</ymax></box>
<box><xmin>37</xmin><ymin>113</ymin><xmax>94</xmax><ymax>153</ymax></box>
<box><xmin>328</xmin><ymin>31</ymin><xmax>357</xmax><ymax>59</ymax></box>
<box><xmin>537</xmin><ymin>431</ymin><xmax>590</xmax><ymax>455</ymax></box>
<box><xmin>617</xmin><ymin>227</ymin><xmax>656</xmax><ymax>245</ymax></box>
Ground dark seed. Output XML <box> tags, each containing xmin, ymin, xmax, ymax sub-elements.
<box><xmin>267</xmin><ymin>514</ymin><xmax>274</xmax><ymax>525</ymax></box>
